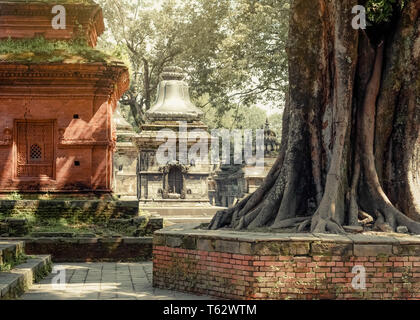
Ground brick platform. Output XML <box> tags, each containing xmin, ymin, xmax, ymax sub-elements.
<box><xmin>0</xmin><ymin>199</ymin><xmax>139</xmax><ymax>223</ymax></box>
<box><xmin>153</xmin><ymin>224</ymin><xmax>420</xmax><ymax>300</ymax></box>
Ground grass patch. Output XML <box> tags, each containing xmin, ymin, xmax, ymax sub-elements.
<box><xmin>0</xmin><ymin>253</ymin><xmax>28</xmax><ymax>272</ymax></box>
<box><xmin>28</xmin><ymin>220</ymin><xmax>140</xmax><ymax>237</ymax></box>
<box><xmin>6</xmin><ymin>191</ymin><xmax>22</xmax><ymax>200</ymax></box>
<box><xmin>0</xmin><ymin>192</ymin><xmax>119</xmax><ymax>200</ymax></box>
<box><xmin>0</xmin><ymin>37</ymin><xmax>120</xmax><ymax>64</ymax></box>
<box><xmin>22</xmin><ymin>215</ymin><xmax>131</xmax><ymax>237</ymax></box>
<box><xmin>0</xmin><ymin>212</ymin><xmax>152</xmax><ymax>237</ymax></box>
<box><xmin>5</xmin><ymin>0</ymin><xmax>97</xmax><ymax>6</ymax></box>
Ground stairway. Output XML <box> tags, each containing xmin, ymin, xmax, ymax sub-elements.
<box><xmin>142</xmin><ymin>206</ymin><xmax>225</xmax><ymax>225</ymax></box>
<box><xmin>0</xmin><ymin>241</ymin><xmax>51</xmax><ymax>300</ymax></box>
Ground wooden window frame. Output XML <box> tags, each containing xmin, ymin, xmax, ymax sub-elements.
<box><xmin>13</xmin><ymin>119</ymin><xmax>57</xmax><ymax>181</ymax></box>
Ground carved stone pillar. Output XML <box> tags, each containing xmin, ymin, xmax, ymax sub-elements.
<box><xmin>180</xmin><ymin>166</ymin><xmax>189</xmax><ymax>199</ymax></box>
<box><xmin>159</xmin><ymin>166</ymin><xmax>170</xmax><ymax>199</ymax></box>
<box><xmin>0</xmin><ymin>128</ymin><xmax>12</xmax><ymax>146</ymax></box>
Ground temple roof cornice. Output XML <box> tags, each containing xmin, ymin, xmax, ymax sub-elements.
<box><xmin>0</xmin><ymin>62</ymin><xmax>129</xmax><ymax>99</ymax></box>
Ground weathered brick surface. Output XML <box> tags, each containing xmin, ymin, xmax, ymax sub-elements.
<box><xmin>0</xmin><ymin>2</ymin><xmax>129</xmax><ymax>194</ymax></box>
<box><xmin>0</xmin><ymin>2</ymin><xmax>105</xmax><ymax>47</ymax></box>
<box><xmin>0</xmin><ymin>200</ymin><xmax>139</xmax><ymax>223</ymax></box>
<box><xmin>152</xmin><ymin>225</ymin><xmax>420</xmax><ymax>300</ymax></box>
<box><xmin>15</xmin><ymin>237</ymin><xmax>153</xmax><ymax>262</ymax></box>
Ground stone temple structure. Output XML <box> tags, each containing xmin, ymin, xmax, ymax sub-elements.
<box><xmin>214</xmin><ymin>119</ymin><xmax>281</xmax><ymax>207</ymax></box>
<box><xmin>133</xmin><ymin>67</ymin><xmax>222</xmax><ymax>221</ymax></box>
<box><xmin>113</xmin><ymin>107</ymin><xmax>139</xmax><ymax>199</ymax></box>
<box><xmin>0</xmin><ymin>0</ymin><xmax>129</xmax><ymax>193</ymax></box>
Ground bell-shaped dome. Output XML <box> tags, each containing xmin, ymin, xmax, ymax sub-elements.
<box><xmin>114</xmin><ymin>106</ymin><xmax>133</xmax><ymax>131</ymax></box>
<box><xmin>146</xmin><ymin>66</ymin><xmax>204</xmax><ymax>121</ymax></box>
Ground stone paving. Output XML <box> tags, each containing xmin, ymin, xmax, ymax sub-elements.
<box><xmin>21</xmin><ymin>262</ymin><xmax>212</xmax><ymax>300</ymax></box>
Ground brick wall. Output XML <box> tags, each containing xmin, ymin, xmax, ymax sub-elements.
<box><xmin>152</xmin><ymin>225</ymin><xmax>420</xmax><ymax>300</ymax></box>
<box><xmin>9</xmin><ymin>237</ymin><xmax>153</xmax><ymax>262</ymax></box>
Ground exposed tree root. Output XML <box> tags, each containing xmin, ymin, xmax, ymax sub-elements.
<box><xmin>297</xmin><ymin>219</ymin><xmax>311</xmax><ymax>232</ymax></box>
<box><xmin>311</xmin><ymin>216</ymin><xmax>345</xmax><ymax>234</ymax></box>
<box><xmin>358</xmin><ymin>210</ymin><xmax>374</xmax><ymax>225</ymax></box>
<box><xmin>270</xmin><ymin>217</ymin><xmax>309</xmax><ymax>229</ymax></box>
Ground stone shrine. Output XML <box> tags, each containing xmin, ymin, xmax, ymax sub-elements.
<box><xmin>214</xmin><ymin>119</ymin><xmax>281</xmax><ymax>207</ymax></box>
<box><xmin>113</xmin><ymin>106</ymin><xmax>139</xmax><ymax>199</ymax></box>
<box><xmin>133</xmin><ymin>67</ymin><xmax>222</xmax><ymax>220</ymax></box>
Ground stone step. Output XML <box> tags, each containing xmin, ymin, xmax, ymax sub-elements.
<box><xmin>165</xmin><ymin>216</ymin><xmax>212</xmax><ymax>224</ymax></box>
<box><xmin>0</xmin><ymin>241</ymin><xmax>25</xmax><ymax>267</ymax></box>
<box><xmin>143</xmin><ymin>206</ymin><xmax>223</xmax><ymax>217</ymax></box>
<box><xmin>0</xmin><ymin>255</ymin><xmax>51</xmax><ymax>300</ymax></box>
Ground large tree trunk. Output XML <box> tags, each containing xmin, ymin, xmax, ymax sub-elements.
<box><xmin>209</xmin><ymin>0</ymin><xmax>420</xmax><ymax>234</ymax></box>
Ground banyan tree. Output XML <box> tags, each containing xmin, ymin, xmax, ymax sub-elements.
<box><xmin>209</xmin><ymin>0</ymin><xmax>420</xmax><ymax>234</ymax></box>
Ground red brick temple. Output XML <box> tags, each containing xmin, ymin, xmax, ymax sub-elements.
<box><xmin>0</xmin><ymin>0</ymin><xmax>129</xmax><ymax>193</ymax></box>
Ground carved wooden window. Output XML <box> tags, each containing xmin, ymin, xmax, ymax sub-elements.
<box><xmin>16</xmin><ymin>121</ymin><xmax>54</xmax><ymax>179</ymax></box>
<box><xmin>30</xmin><ymin>144</ymin><xmax>42</xmax><ymax>161</ymax></box>
<box><xmin>168</xmin><ymin>167</ymin><xmax>183</xmax><ymax>194</ymax></box>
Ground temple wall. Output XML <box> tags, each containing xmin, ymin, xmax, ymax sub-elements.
<box><xmin>0</xmin><ymin>2</ymin><xmax>104</xmax><ymax>47</ymax></box>
<box><xmin>113</xmin><ymin>150</ymin><xmax>138</xmax><ymax>198</ymax></box>
<box><xmin>184</xmin><ymin>175</ymin><xmax>209</xmax><ymax>199</ymax></box>
<box><xmin>0</xmin><ymin>1</ymin><xmax>129</xmax><ymax>194</ymax></box>
<box><xmin>0</xmin><ymin>95</ymin><xmax>114</xmax><ymax>192</ymax></box>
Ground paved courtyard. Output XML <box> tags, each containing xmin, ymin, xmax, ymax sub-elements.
<box><xmin>21</xmin><ymin>262</ymin><xmax>211</xmax><ymax>300</ymax></box>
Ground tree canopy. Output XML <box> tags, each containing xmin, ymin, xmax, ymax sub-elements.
<box><xmin>97</xmin><ymin>0</ymin><xmax>288</xmax><ymax>129</ymax></box>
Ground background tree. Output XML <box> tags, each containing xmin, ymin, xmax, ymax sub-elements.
<box><xmin>97</xmin><ymin>0</ymin><xmax>288</xmax><ymax>129</ymax></box>
<box><xmin>209</xmin><ymin>0</ymin><xmax>420</xmax><ymax>234</ymax></box>
<box><xmin>202</xmin><ymin>104</ymin><xmax>268</xmax><ymax>131</ymax></box>
<box><xmin>268</xmin><ymin>113</ymin><xmax>283</xmax><ymax>137</ymax></box>
<box><xmin>98</xmin><ymin>0</ymin><xmax>229</xmax><ymax>127</ymax></box>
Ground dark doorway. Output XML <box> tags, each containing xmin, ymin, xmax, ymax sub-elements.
<box><xmin>168</xmin><ymin>167</ymin><xmax>183</xmax><ymax>194</ymax></box>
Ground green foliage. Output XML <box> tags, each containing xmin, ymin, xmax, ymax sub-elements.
<box><xmin>34</xmin><ymin>261</ymin><xmax>52</xmax><ymax>283</ymax></box>
<box><xmin>0</xmin><ymin>210</ymin><xmax>153</xmax><ymax>237</ymax></box>
<box><xmin>268</xmin><ymin>112</ymin><xmax>283</xmax><ymax>137</ymax></box>
<box><xmin>0</xmin><ymin>37</ymin><xmax>117</xmax><ymax>64</ymax></box>
<box><xmin>28</xmin><ymin>218</ymin><xmax>95</xmax><ymax>235</ymax></box>
<box><xmin>97</xmin><ymin>0</ymin><xmax>289</xmax><ymax>129</ymax></box>
<box><xmin>7</xmin><ymin>191</ymin><xmax>22</xmax><ymax>201</ymax></box>
<box><xmin>366</xmin><ymin>0</ymin><xmax>407</xmax><ymax>24</ymax></box>
<box><xmin>203</xmin><ymin>103</ymin><xmax>268</xmax><ymax>131</ymax></box>
<box><xmin>0</xmin><ymin>253</ymin><xmax>28</xmax><ymax>272</ymax></box>
<box><xmin>11</xmin><ymin>0</ymin><xmax>96</xmax><ymax>4</ymax></box>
